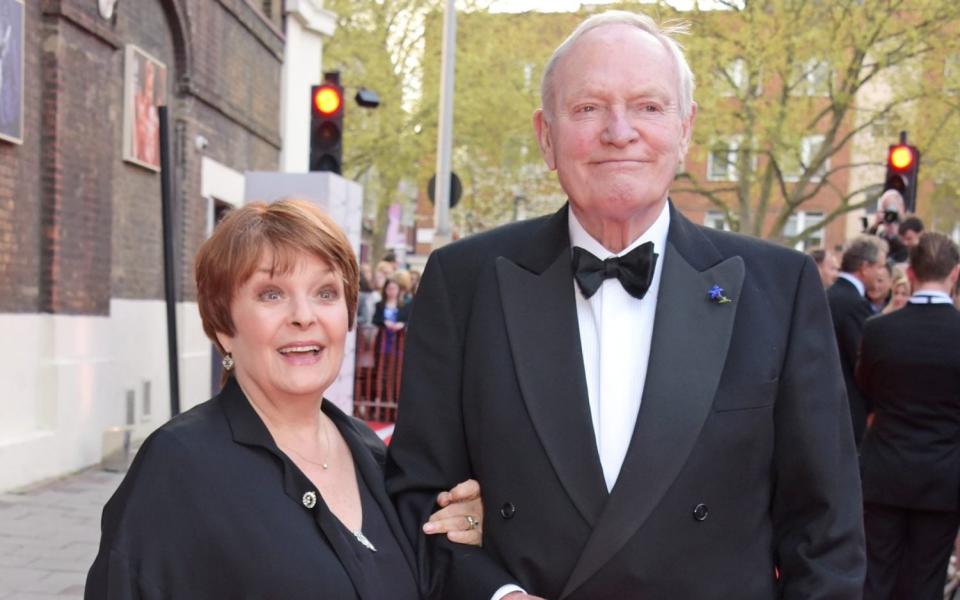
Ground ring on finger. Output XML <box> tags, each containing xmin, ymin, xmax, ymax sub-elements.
<box><xmin>465</xmin><ymin>515</ymin><xmax>480</xmax><ymax>530</ymax></box>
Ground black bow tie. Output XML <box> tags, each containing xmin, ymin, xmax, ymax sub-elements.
<box><xmin>572</xmin><ymin>243</ymin><xmax>659</xmax><ymax>300</ymax></box>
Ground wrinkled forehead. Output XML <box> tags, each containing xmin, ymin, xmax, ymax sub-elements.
<box><xmin>553</xmin><ymin>24</ymin><xmax>679</xmax><ymax>93</ymax></box>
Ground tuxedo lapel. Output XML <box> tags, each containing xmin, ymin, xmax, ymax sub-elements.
<box><xmin>560</xmin><ymin>208</ymin><xmax>745</xmax><ymax>598</ymax></box>
<box><xmin>496</xmin><ymin>206</ymin><xmax>608</xmax><ymax>527</ymax></box>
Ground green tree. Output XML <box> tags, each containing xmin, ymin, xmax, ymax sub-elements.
<box><xmin>672</xmin><ymin>0</ymin><xmax>960</xmax><ymax>245</ymax></box>
<box><xmin>416</xmin><ymin>9</ymin><xmax>579</xmax><ymax>234</ymax></box>
<box><xmin>323</xmin><ymin>0</ymin><xmax>440</xmax><ymax>260</ymax></box>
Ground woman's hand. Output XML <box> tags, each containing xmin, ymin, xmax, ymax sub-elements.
<box><xmin>422</xmin><ymin>479</ymin><xmax>483</xmax><ymax>546</ymax></box>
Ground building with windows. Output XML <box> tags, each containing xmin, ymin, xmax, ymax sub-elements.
<box><xmin>0</xmin><ymin>0</ymin><xmax>336</xmax><ymax>492</ymax></box>
<box><xmin>409</xmin><ymin>6</ymin><xmax>957</xmax><ymax>258</ymax></box>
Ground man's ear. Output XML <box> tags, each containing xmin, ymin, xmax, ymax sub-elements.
<box><xmin>533</xmin><ymin>109</ymin><xmax>556</xmax><ymax>171</ymax></box>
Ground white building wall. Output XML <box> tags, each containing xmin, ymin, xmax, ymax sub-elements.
<box><xmin>0</xmin><ymin>1</ymin><xmax>343</xmax><ymax>494</ymax></box>
<box><xmin>279</xmin><ymin>0</ymin><xmax>337</xmax><ymax>173</ymax></box>
<box><xmin>0</xmin><ymin>300</ymin><xmax>211</xmax><ymax>492</ymax></box>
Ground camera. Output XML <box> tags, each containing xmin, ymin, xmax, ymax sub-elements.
<box><xmin>883</xmin><ymin>209</ymin><xmax>899</xmax><ymax>224</ymax></box>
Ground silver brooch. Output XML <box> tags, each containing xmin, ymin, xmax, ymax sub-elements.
<box><xmin>302</xmin><ymin>490</ymin><xmax>317</xmax><ymax>509</ymax></box>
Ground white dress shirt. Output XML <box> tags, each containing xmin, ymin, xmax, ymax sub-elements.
<box><xmin>909</xmin><ymin>290</ymin><xmax>953</xmax><ymax>305</ymax></box>
<box><xmin>569</xmin><ymin>203</ymin><xmax>670</xmax><ymax>491</ymax></box>
<box><xmin>491</xmin><ymin>203</ymin><xmax>670</xmax><ymax>600</ymax></box>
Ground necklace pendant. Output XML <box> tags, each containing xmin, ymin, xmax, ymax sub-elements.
<box><xmin>322</xmin><ymin>463</ymin><xmax>329</xmax><ymax>470</ymax></box>
<box><xmin>353</xmin><ymin>530</ymin><xmax>377</xmax><ymax>552</ymax></box>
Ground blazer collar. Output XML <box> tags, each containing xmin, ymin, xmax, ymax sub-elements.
<box><xmin>514</xmin><ymin>203</ymin><xmax>572</xmax><ymax>274</ymax></box>
<box><xmin>218</xmin><ymin>378</ymin><xmax>417</xmax><ymax>594</ymax></box>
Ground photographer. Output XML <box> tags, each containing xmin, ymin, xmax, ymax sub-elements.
<box><xmin>868</xmin><ymin>190</ymin><xmax>909</xmax><ymax>263</ymax></box>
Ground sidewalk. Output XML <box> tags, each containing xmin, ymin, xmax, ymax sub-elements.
<box><xmin>0</xmin><ymin>468</ymin><xmax>123</xmax><ymax>599</ymax></box>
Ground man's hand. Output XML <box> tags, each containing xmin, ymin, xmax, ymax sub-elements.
<box><xmin>423</xmin><ymin>478</ymin><xmax>483</xmax><ymax>546</ymax></box>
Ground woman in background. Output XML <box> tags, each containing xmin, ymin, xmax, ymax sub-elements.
<box><xmin>882</xmin><ymin>268</ymin><xmax>911</xmax><ymax>315</ymax></box>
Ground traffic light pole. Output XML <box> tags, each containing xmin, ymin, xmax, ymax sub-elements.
<box><xmin>158</xmin><ymin>106</ymin><xmax>181</xmax><ymax>418</ymax></box>
<box><xmin>432</xmin><ymin>0</ymin><xmax>456</xmax><ymax>250</ymax></box>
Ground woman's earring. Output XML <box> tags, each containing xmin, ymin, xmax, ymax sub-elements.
<box><xmin>222</xmin><ymin>353</ymin><xmax>234</xmax><ymax>371</ymax></box>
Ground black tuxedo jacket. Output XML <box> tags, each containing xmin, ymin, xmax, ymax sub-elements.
<box><xmin>827</xmin><ymin>277</ymin><xmax>874</xmax><ymax>443</ymax></box>
<box><xmin>386</xmin><ymin>204</ymin><xmax>865</xmax><ymax>600</ymax></box>
<box><xmin>857</xmin><ymin>302</ymin><xmax>960</xmax><ymax>511</ymax></box>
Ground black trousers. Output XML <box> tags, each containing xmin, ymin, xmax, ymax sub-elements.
<box><xmin>864</xmin><ymin>501</ymin><xmax>960</xmax><ymax>600</ymax></box>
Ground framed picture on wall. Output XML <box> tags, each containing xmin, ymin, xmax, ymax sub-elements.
<box><xmin>123</xmin><ymin>45</ymin><xmax>167</xmax><ymax>171</ymax></box>
<box><xmin>0</xmin><ymin>0</ymin><xmax>24</xmax><ymax>145</ymax></box>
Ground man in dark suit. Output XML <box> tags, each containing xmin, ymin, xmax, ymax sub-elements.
<box><xmin>827</xmin><ymin>236</ymin><xmax>889</xmax><ymax>445</ymax></box>
<box><xmin>387</xmin><ymin>10</ymin><xmax>864</xmax><ymax>600</ymax></box>
<box><xmin>857</xmin><ymin>232</ymin><xmax>960</xmax><ymax>600</ymax></box>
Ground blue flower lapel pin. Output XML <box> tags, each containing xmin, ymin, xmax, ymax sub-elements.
<box><xmin>708</xmin><ymin>284</ymin><xmax>732</xmax><ymax>305</ymax></box>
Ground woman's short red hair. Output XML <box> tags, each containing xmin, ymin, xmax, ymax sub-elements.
<box><xmin>194</xmin><ymin>199</ymin><xmax>359</xmax><ymax>354</ymax></box>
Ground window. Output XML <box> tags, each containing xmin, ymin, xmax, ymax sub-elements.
<box><xmin>794</xmin><ymin>59</ymin><xmax>830</xmax><ymax>96</ymax></box>
<box><xmin>781</xmin><ymin>135</ymin><xmax>828</xmax><ymax>181</ymax></box>
<box><xmin>801</xmin><ymin>135</ymin><xmax>827</xmax><ymax>180</ymax></box>
<box><xmin>705</xmin><ymin>211</ymin><xmax>732</xmax><ymax>231</ymax></box>
<box><xmin>784</xmin><ymin>211</ymin><xmax>825</xmax><ymax>251</ymax></box>
<box><xmin>707</xmin><ymin>138</ymin><xmax>739</xmax><ymax>181</ymax></box>
<box><xmin>719</xmin><ymin>58</ymin><xmax>762</xmax><ymax>97</ymax></box>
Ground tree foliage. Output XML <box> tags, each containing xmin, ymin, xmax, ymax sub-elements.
<box><xmin>675</xmin><ymin>0</ymin><xmax>960</xmax><ymax>244</ymax></box>
<box><xmin>324</xmin><ymin>0</ymin><xmax>960</xmax><ymax>251</ymax></box>
<box><xmin>323</xmin><ymin>0</ymin><xmax>439</xmax><ymax>259</ymax></box>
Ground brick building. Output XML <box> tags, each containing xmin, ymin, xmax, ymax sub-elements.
<box><xmin>0</xmin><ymin>0</ymin><xmax>303</xmax><ymax>491</ymax></box>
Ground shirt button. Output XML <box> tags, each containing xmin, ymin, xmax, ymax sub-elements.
<box><xmin>692</xmin><ymin>503</ymin><xmax>708</xmax><ymax>521</ymax></box>
<box><xmin>499</xmin><ymin>502</ymin><xmax>516</xmax><ymax>519</ymax></box>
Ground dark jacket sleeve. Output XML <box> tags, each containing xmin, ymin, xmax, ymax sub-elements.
<box><xmin>385</xmin><ymin>250</ymin><xmax>516</xmax><ymax>600</ymax></box>
<box><xmin>85</xmin><ymin>547</ymin><xmax>165</xmax><ymax>600</ymax></box>
<box><xmin>855</xmin><ymin>320</ymin><xmax>878</xmax><ymax>404</ymax></box>
<box><xmin>772</xmin><ymin>258</ymin><xmax>866</xmax><ymax>598</ymax></box>
<box><xmin>372</xmin><ymin>301</ymin><xmax>385</xmax><ymax>327</ymax></box>
<box><xmin>85</xmin><ymin>431</ymin><xmax>189</xmax><ymax>600</ymax></box>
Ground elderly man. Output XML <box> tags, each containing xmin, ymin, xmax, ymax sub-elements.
<box><xmin>827</xmin><ymin>235</ymin><xmax>889</xmax><ymax>445</ymax></box>
<box><xmin>387</xmin><ymin>10</ymin><xmax>864</xmax><ymax>600</ymax></box>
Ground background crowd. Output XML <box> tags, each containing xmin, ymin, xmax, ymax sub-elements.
<box><xmin>352</xmin><ymin>253</ymin><xmax>421</xmax><ymax>421</ymax></box>
<box><xmin>809</xmin><ymin>188</ymin><xmax>960</xmax><ymax>600</ymax></box>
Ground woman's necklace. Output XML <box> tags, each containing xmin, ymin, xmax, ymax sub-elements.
<box><xmin>281</xmin><ymin>418</ymin><xmax>332</xmax><ymax>470</ymax></box>
<box><xmin>352</xmin><ymin>530</ymin><xmax>377</xmax><ymax>552</ymax></box>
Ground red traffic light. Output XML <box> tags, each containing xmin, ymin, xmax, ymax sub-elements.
<box><xmin>888</xmin><ymin>144</ymin><xmax>915</xmax><ymax>171</ymax></box>
<box><xmin>313</xmin><ymin>84</ymin><xmax>342</xmax><ymax>116</ymax></box>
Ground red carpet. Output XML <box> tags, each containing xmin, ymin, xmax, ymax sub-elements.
<box><xmin>366</xmin><ymin>421</ymin><xmax>395</xmax><ymax>445</ymax></box>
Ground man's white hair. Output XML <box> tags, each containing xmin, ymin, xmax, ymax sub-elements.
<box><xmin>540</xmin><ymin>10</ymin><xmax>696</xmax><ymax>120</ymax></box>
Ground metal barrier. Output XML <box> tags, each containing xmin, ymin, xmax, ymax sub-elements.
<box><xmin>353</xmin><ymin>324</ymin><xmax>405</xmax><ymax>423</ymax></box>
